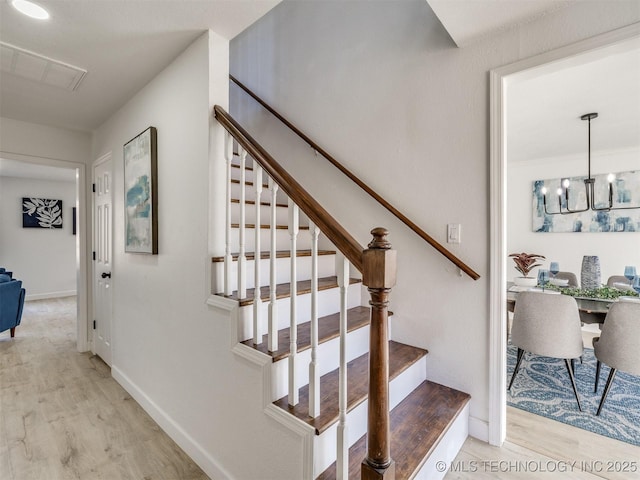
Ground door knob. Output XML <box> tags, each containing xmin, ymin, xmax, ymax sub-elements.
<box><xmin>101</xmin><ymin>272</ymin><xmax>111</xmax><ymax>279</ymax></box>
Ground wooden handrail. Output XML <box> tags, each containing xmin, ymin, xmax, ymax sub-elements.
<box><xmin>230</xmin><ymin>75</ymin><xmax>480</xmax><ymax>281</ymax></box>
<box><xmin>214</xmin><ymin>105</ymin><xmax>364</xmax><ymax>272</ymax></box>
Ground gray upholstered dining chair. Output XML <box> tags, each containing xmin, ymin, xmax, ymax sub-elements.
<box><xmin>606</xmin><ymin>275</ymin><xmax>631</xmax><ymax>287</ymax></box>
<box><xmin>509</xmin><ymin>291</ymin><xmax>584</xmax><ymax>410</ymax></box>
<box><xmin>553</xmin><ymin>271</ymin><xmax>578</xmax><ymax>287</ymax></box>
<box><xmin>592</xmin><ymin>301</ymin><xmax>640</xmax><ymax>416</ymax></box>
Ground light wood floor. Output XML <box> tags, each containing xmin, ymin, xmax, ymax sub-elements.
<box><xmin>0</xmin><ymin>297</ymin><xmax>208</xmax><ymax>480</ymax></box>
<box><xmin>3</xmin><ymin>299</ymin><xmax>638</xmax><ymax>479</ymax></box>
<box><xmin>446</xmin><ymin>407</ymin><xmax>640</xmax><ymax>480</ymax></box>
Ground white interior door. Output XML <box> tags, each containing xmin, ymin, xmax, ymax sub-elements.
<box><xmin>93</xmin><ymin>155</ymin><xmax>113</xmax><ymax>366</ymax></box>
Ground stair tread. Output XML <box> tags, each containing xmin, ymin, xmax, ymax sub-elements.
<box><xmin>231</xmin><ymin>163</ymin><xmax>253</xmax><ymax>171</ymax></box>
<box><xmin>211</xmin><ymin>249</ymin><xmax>336</xmax><ymax>263</ymax></box>
<box><xmin>242</xmin><ymin>306</ymin><xmax>372</xmax><ymax>362</ymax></box>
<box><xmin>230</xmin><ymin>223</ymin><xmax>310</xmax><ymax>230</ymax></box>
<box><xmin>231</xmin><ymin>178</ymin><xmax>269</xmax><ymax>188</ymax></box>
<box><xmin>273</xmin><ymin>341</ymin><xmax>428</xmax><ymax>435</ymax></box>
<box><xmin>217</xmin><ymin>275</ymin><xmax>362</xmax><ymax>306</ymax></box>
<box><xmin>231</xmin><ymin>198</ymin><xmax>288</xmax><ymax>208</ymax></box>
<box><xmin>317</xmin><ymin>380</ymin><xmax>470</xmax><ymax>480</ymax></box>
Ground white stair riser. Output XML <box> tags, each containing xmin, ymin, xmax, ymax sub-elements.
<box><xmin>228</xmin><ymin>227</ymin><xmax>313</xmax><ymax>252</ymax></box>
<box><xmin>231</xmin><ymin>201</ymin><xmax>289</xmax><ymax>225</ymax></box>
<box><xmin>231</xmin><ymin>182</ymin><xmax>294</xmax><ymax>207</ymax></box>
<box><xmin>270</xmin><ymin>325</ymin><xmax>371</xmax><ymax>401</ymax></box>
<box><xmin>212</xmin><ymin>254</ymin><xmax>336</xmax><ymax>294</ymax></box>
<box><xmin>413</xmin><ymin>403</ymin><xmax>469</xmax><ymax>480</ymax></box>
<box><xmin>236</xmin><ymin>283</ymin><xmax>362</xmax><ymax>341</ymax></box>
<box><xmin>312</xmin><ymin>356</ymin><xmax>428</xmax><ymax>477</ymax></box>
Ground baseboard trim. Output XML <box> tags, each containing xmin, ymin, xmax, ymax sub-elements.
<box><xmin>111</xmin><ymin>365</ymin><xmax>233</xmax><ymax>480</ymax></box>
<box><xmin>468</xmin><ymin>414</ymin><xmax>489</xmax><ymax>442</ymax></box>
<box><xmin>26</xmin><ymin>290</ymin><xmax>76</xmax><ymax>301</ymax></box>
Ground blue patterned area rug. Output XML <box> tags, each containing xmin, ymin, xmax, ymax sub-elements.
<box><xmin>507</xmin><ymin>344</ymin><xmax>640</xmax><ymax>446</ymax></box>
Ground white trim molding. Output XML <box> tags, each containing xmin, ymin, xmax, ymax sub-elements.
<box><xmin>112</xmin><ymin>366</ymin><xmax>234</xmax><ymax>480</ymax></box>
<box><xmin>489</xmin><ymin>22</ymin><xmax>640</xmax><ymax>447</ymax></box>
<box><xmin>25</xmin><ymin>290</ymin><xmax>77</xmax><ymax>301</ymax></box>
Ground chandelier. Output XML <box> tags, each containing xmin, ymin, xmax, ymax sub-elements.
<box><xmin>541</xmin><ymin>112</ymin><xmax>639</xmax><ymax>215</ymax></box>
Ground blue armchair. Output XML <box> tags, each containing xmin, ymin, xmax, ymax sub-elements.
<box><xmin>0</xmin><ymin>274</ymin><xmax>25</xmax><ymax>337</ymax></box>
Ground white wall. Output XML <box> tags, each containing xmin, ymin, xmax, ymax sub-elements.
<box><xmin>0</xmin><ymin>176</ymin><xmax>77</xmax><ymax>298</ymax></box>
<box><xmin>230</xmin><ymin>0</ymin><xmax>640</xmax><ymax>440</ymax></box>
<box><xmin>91</xmin><ymin>30</ymin><xmax>304</xmax><ymax>480</ymax></box>
<box><xmin>508</xmin><ymin>148</ymin><xmax>640</xmax><ymax>283</ymax></box>
<box><xmin>0</xmin><ymin>117</ymin><xmax>91</xmax><ymax>164</ymax></box>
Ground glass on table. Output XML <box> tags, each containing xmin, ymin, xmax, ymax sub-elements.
<box><xmin>549</xmin><ymin>262</ymin><xmax>559</xmax><ymax>279</ymax></box>
<box><xmin>633</xmin><ymin>276</ymin><xmax>640</xmax><ymax>294</ymax></box>
<box><xmin>538</xmin><ymin>269</ymin><xmax>550</xmax><ymax>290</ymax></box>
<box><xmin>624</xmin><ymin>266</ymin><xmax>637</xmax><ymax>283</ymax></box>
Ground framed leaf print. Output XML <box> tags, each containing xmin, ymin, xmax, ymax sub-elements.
<box><xmin>22</xmin><ymin>198</ymin><xmax>63</xmax><ymax>228</ymax></box>
<box><xmin>124</xmin><ymin>126</ymin><xmax>158</xmax><ymax>254</ymax></box>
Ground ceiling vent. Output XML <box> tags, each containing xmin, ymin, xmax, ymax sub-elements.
<box><xmin>0</xmin><ymin>41</ymin><xmax>87</xmax><ymax>91</ymax></box>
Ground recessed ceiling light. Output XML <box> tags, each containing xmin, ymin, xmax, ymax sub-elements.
<box><xmin>11</xmin><ymin>0</ymin><xmax>49</xmax><ymax>20</ymax></box>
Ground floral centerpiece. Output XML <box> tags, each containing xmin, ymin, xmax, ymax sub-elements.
<box><xmin>509</xmin><ymin>252</ymin><xmax>545</xmax><ymax>287</ymax></box>
<box><xmin>546</xmin><ymin>284</ymin><xmax>639</xmax><ymax>300</ymax></box>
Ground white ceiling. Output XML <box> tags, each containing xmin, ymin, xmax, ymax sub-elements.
<box><xmin>0</xmin><ymin>0</ymin><xmax>281</xmax><ymax>132</ymax></box>
<box><xmin>508</xmin><ymin>36</ymin><xmax>640</xmax><ymax>163</ymax></box>
<box><xmin>427</xmin><ymin>0</ymin><xmax>574</xmax><ymax>47</ymax></box>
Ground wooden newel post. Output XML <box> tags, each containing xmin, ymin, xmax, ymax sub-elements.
<box><xmin>361</xmin><ymin>227</ymin><xmax>396</xmax><ymax>480</ymax></box>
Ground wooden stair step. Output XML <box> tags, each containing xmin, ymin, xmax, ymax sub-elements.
<box><xmin>217</xmin><ymin>276</ymin><xmax>362</xmax><ymax>306</ymax></box>
<box><xmin>230</xmin><ymin>223</ymin><xmax>310</xmax><ymax>230</ymax></box>
<box><xmin>273</xmin><ymin>341</ymin><xmax>427</xmax><ymax>435</ymax></box>
<box><xmin>231</xmin><ymin>178</ymin><xmax>269</xmax><ymax>188</ymax></box>
<box><xmin>242</xmin><ymin>306</ymin><xmax>373</xmax><ymax>362</ymax></box>
<box><xmin>212</xmin><ymin>249</ymin><xmax>336</xmax><ymax>263</ymax></box>
<box><xmin>317</xmin><ymin>380</ymin><xmax>470</xmax><ymax>480</ymax></box>
<box><xmin>232</xmin><ymin>162</ymin><xmax>253</xmax><ymax>171</ymax></box>
<box><xmin>231</xmin><ymin>198</ymin><xmax>288</xmax><ymax>208</ymax></box>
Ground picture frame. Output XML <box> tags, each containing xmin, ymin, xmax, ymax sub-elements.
<box><xmin>22</xmin><ymin>197</ymin><xmax>63</xmax><ymax>229</ymax></box>
<box><xmin>124</xmin><ymin>126</ymin><xmax>158</xmax><ymax>254</ymax></box>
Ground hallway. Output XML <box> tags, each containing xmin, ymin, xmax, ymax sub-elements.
<box><xmin>0</xmin><ymin>297</ymin><xmax>208</xmax><ymax>480</ymax></box>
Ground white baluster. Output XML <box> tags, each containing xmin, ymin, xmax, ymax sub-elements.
<box><xmin>224</xmin><ymin>132</ymin><xmax>233</xmax><ymax>296</ymax></box>
<box><xmin>336</xmin><ymin>254</ymin><xmax>349</xmax><ymax>480</ymax></box>
<box><xmin>268</xmin><ymin>178</ymin><xmax>279</xmax><ymax>353</ymax></box>
<box><xmin>308</xmin><ymin>221</ymin><xmax>320</xmax><ymax>417</ymax></box>
<box><xmin>237</xmin><ymin>148</ymin><xmax>247</xmax><ymax>299</ymax></box>
<box><xmin>288</xmin><ymin>198</ymin><xmax>299</xmax><ymax>407</ymax></box>
<box><xmin>253</xmin><ymin>164</ymin><xmax>263</xmax><ymax>345</ymax></box>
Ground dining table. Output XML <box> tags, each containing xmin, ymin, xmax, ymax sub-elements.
<box><xmin>506</xmin><ymin>285</ymin><xmax>612</xmax><ymax>326</ymax></box>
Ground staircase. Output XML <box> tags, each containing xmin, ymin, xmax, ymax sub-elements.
<box><xmin>210</xmin><ymin>105</ymin><xmax>471</xmax><ymax>480</ymax></box>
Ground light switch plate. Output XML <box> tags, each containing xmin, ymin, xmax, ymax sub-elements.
<box><xmin>447</xmin><ymin>223</ymin><xmax>461</xmax><ymax>244</ymax></box>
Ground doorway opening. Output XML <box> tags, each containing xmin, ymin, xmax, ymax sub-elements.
<box><xmin>489</xmin><ymin>23</ymin><xmax>640</xmax><ymax>446</ymax></box>
<box><xmin>0</xmin><ymin>153</ymin><xmax>89</xmax><ymax>351</ymax></box>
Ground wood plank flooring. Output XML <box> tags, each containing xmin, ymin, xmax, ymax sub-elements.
<box><xmin>0</xmin><ymin>297</ymin><xmax>208</xmax><ymax>480</ymax></box>
<box><xmin>445</xmin><ymin>408</ymin><xmax>640</xmax><ymax>480</ymax></box>
<box><xmin>4</xmin><ymin>299</ymin><xmax>637</xmax><ymax>479</ymax></box>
